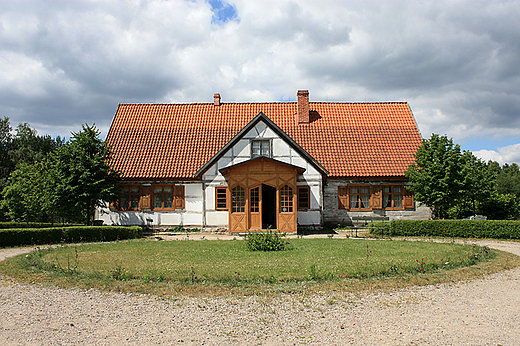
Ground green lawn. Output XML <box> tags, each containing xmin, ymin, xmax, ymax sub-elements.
<box><xmin>1</xmin><ymin>238</ymin><xmax>518</xmax><ymax>296</ymax></box>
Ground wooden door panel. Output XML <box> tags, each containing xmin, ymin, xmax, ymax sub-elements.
<box><xmin>278</xmin><ymin>214</ymin><xmax>296</xmax><ymax>233</ymax></box>
<box><xmin>230</xmin><ymin>213</ymin><xmax>247</xmax><ymax>232</ymax></box>
<box><xmin>249</xmin><ymin>186</ymin><xmax>261</xmax><ymax>229</ymax></box>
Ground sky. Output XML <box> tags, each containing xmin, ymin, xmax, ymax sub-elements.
<box><xmin>1</xmin><ymin>0</ymin><xmax>520</xmax><ymax>164</ymax></box>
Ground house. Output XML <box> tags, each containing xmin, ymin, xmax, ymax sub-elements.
<box><xmin>96</xmin><ymin>90</ymin><xmax>430</xmax><ymax>233</ymax></box>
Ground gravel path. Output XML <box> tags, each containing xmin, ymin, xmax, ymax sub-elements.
<box><xmin>1</xmin><ymin>240</ymin><xmax>519</xmax><ymax>345</ymax></box>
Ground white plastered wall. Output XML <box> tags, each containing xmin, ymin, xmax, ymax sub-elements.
<box><xmin>95</xmin><ymin>181</ymin><xmax>204</xmax><ymax>228</ymax></box>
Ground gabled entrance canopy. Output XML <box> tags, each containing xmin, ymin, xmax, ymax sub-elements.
<box><xmin>220</xmin><ymin>157</ymin><xmax>305</xmax><ymax>233</ymax></box>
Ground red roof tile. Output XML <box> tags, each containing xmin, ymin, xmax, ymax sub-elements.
<box><xmin>106</xmin><ymin>101</ymin><xmax>422</xmax><ymax>179</ymax></box>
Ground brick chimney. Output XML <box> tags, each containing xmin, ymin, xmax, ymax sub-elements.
<box><xmin>214</xmin><ymin>93</ymin><xmax>221</xmax><ymax>106</ymax></box>
<box><xmin>297</xmin><ymin>90</ymin><xmax>310</xmax><ymax>124</ymax></box>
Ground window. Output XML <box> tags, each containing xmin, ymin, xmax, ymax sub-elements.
<box><xmin>215</xmin><ymin>187</ymin><xmax>228</xmax><ymax>210</ymax></box>
<box><xmin>154</xmin><ymin>186</ymin><xmax>174</xmax><ymax>209</ymax></box>
<box><xmin>280</xmin><ymin>185</ymin><xmax>293</xmax><ymax>213</ymax></box>
<box><xmin>298</xmin><ymin>186</ymin><xmax>310</xmax><ymax>209</ymax></box>
<box><xmin>338</xmin><ymin>185</ymin><xmax>370</xmax><ymax>210</ymax></box>
<box><xmin>251</xmin><ymin>140</ymin><xmax>270</xmax><ymax>158</ymax></box>
<box><xmin>120</xmin><ymin>186</ymin><xmax>140</xmax><ymax>210</ymax></box>
<box><xmin>350</xmin><ymin>186</ymin><xmax>370</xmax><ymax>209</ymax></box>
<box><xmin>119</xmin><ymin>184</ymin><xmax>185</xmax><ymax>211</ymax></box>
<box><xmin>250</xmin><ymin>187</ymin><xmax>259</xmax><ymax>212</ymax></box>
<box><xmin>232</xmin><ymin>185</ymin><xmax>245</xmax><ymax>213</ymax></box>
<box><xmin>383</xmin><ymin>185</ymin><xmax>403</xmax><ymax>209</ymax></box>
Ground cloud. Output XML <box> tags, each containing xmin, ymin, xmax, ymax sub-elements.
<box><xmin>0</xmin><ymin>0</ymin><xmax>519</xmax><ymax>161</ymax></box>
<box><xmin>474</xmin><ymin>144</ymin><xmax>520</xmax><ymax>165</ymax></box>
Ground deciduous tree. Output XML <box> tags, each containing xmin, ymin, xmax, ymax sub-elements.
<box><xmin>406</xmin><ymin>134</ymin><xmax>464</xmax><ymax>219</ymax></box>
<box><xmin>54</xmin><ymin>124</ymin><xmax>120</xmax><ymax>225</ymax></box>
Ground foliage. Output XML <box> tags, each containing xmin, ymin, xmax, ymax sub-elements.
<box><xmin>406</xmin><ymin>134</ymin><xmax>464</xmax><ymax>219</ymax></box>
<box><xmin>457</xmin><ymin>151</ymin><xmax>496</xmax><ymax>216</ymax></box>
<box><xmin>245</xmin><ymin>230</ymin><xmax>290</xmax><ymax>251</ymax></box>
<box><xmin>1</xmin><ymin>159</ymin><xmax>60</xmax><ymax>223</ymax></box>
<box><xmin>406</xmin><ymin>133</ymin><xmax>520</xmax><ymax>220</ymax></box>
<box><xmin>52</xmin><ymin>124</ymin><xmax>121</xmax><ymax>225</ymax></box>
<box><xmin>0</xmin><ymin>222</ymin><xmax>54</xmax><ymax>229</ymax></box>
<box><xmin>0</xmin><ymin>118</ymin><xmax>63</xmax><ymax>222</ymax></box>
<box><xmin>497</xmin><ymin>163</ymin><xmax>520</xmax><ymax>198</ymax></box>
<box><xmin>1</xmin><ymin>122</ymin><xmax>120</xmax><ymax>225</ymax></box>
<box><xmin>166</xmin><ymin>226</ymin><xmax>201</xmax><ymax>233</ymax></box>
<box><xmin>0</xmin><ymin>225</ymin><xmax>142</xmax><ymax>247</ymax></box>
<box><xmin>477</xmin><ymin>192</ymin><xmax>519</xmax><ymax>220</ymax></box>
<box><xmin>9</xmin><ymin>122</ymin><xmax>64</xmax><ymax>166</ymax></box>
<box><xmin>0</xmin><ymin>117</ymin><xmax>12</xmax><ymax>192</ymax></box>
<box><xmin>370</xmin><ymin>220</ymin><xmax>520</xmax><ymax>239</ymax></box>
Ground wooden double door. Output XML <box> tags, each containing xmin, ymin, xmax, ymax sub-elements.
<box><xmin>248</xmin><ymin>184</ymin><xmax>277</xmax><ymax>230</ymax></box>
<box><xmin>220</xmin><ymin>157</ymin><xmax>303</xmax><ymax>233</ymax></box>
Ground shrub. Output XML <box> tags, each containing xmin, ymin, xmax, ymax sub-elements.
<box><xmin>0</xmin><ymin>226</ymin><xmax>142</xmax><ymax>247</ymax></box>
<box><xmin>370</xmin><ymin>220</ymin><xmax>520</xmax><ymax>239</ymax></box>
<box><xmin>245</xmin><ymin>230</ymin><xmax>290</xmax><ymax>251</ymax></box>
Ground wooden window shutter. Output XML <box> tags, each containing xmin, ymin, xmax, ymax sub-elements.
<box><xmin>140</xmin><ymin>186</ymin><xmax>152</xmax><ymax>210</ymax></box>
<box><xmin>174</xmin><ymin>185</ymin><xmax>185</xmax><ymax>210</ymax></box>
<box><xmin>371</xmin><ymin>185</ymin><xmax>382</xmax><ymax>209</ymax></box>
<box><xmin>403</xmin><ymin>186</ymin><xmax>414</xmax><ymax>209</ymax></box>
<box><xmin>338</xmin><ymin>186</ymin><xmax>348</xmax><ymax>209</ymax></box>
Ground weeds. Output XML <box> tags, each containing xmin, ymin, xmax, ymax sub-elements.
<box><xmin>308</xmin><ymin>264</ymin><xmax>335</xmax><ymax>281</ymax></box>
<box><xmin>111</xmin><ymin>262</ymin><xmax>132</xmax><ymax>281</ymax></box>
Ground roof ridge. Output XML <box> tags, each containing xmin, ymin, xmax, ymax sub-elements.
<box><xmin>118</xmin><ymin>100</ymin><xmax>409</xmax><ymax>106</ymax></box>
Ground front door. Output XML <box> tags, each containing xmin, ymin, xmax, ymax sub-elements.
<box><xmin>249</xmin><ymin>184</ymin><xmax>277</xmax><ymax>230</ymax></box>
<box><xmin>224</xmin><ymin>157</ymin><xmax>302</xmax><ymax>233</ymax></box>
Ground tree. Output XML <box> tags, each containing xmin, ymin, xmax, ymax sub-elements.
<box><xmin>478</xmin><ymin>192</ymin><xmax>519</xmax><ymax>220</ymax></box>
<box><xmin>0</xmin><ymin>117</ymin><xmax>13</xmax><ymax>221</ymax></box>
<box><xmin>405</xmin><ymin>134</ymin><xmax>464</xmax><ymax>219</ymax></box>
<box><xmin>9</xmin><ymin>122</ymin><xmax>63</xmax><ymax>167</ymax></box>
<box><xmin>406</xmin><ymin>134</ymin><xmax>520</xmax><ymax>220</ymax></box>
<box><xmin>54</xmin><ymin>124</ymin><xmax>120</xmax><ymax>225</ymax></box>
<box><xmin>456</xmin><ymin>151</ymin><xmax>496</xmax><ymax>217</ymax></box>
<box><xmin>497</xmin><ymin>163</ymin><xmax>520</xmax><ymax>198</ymax></box>
<box><xmin>0</xmin><ymin>119</ymin><xmax>63</xmax><ymax>221</ymax></box>
<box><xmin>0</xmin><ymin>160</ymin><xmax>59</xmax><ymax>223</ymax></box>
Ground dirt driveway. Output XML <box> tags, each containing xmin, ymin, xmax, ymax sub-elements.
<box><xmin>1</xmin><ymin>239</ymin><xmax>519</xmax><ymax>345</ymax></box>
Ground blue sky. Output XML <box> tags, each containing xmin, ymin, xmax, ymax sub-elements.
<box><xmin>208</xmin><ymin>0</ymin><xmax>238</xmax><ymax>25</ymax></box>
<box><xmin>1</xmin><ymin>0</ymin><xmax>520</xmax><ymax>164</ymax></box>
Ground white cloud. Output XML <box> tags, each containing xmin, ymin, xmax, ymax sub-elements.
<box><xmin>474</xmin><ymin>144</ymin><xmax>520</xmax><ymax>165</ymax></box>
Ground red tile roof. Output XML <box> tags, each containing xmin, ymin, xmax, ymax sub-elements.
<box><xmin>106</xmin><ymin>101</ymin><xmax>422</xmax><ymax>179</ymax></box>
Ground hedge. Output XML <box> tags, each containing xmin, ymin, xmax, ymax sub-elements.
<box><xmin>0</xmin><ymin>222</ymin><xmax>63</xmax><ymax>229</ymax></box>
<box><xmin>369</xmin><ymin>220</ymin><xmax>520</xmax><ymax>240</ymax></box>
<box><xmin>0</xmin><ymin>226</ymin><xmax>142</xmax><ymax>247</ymax></box>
